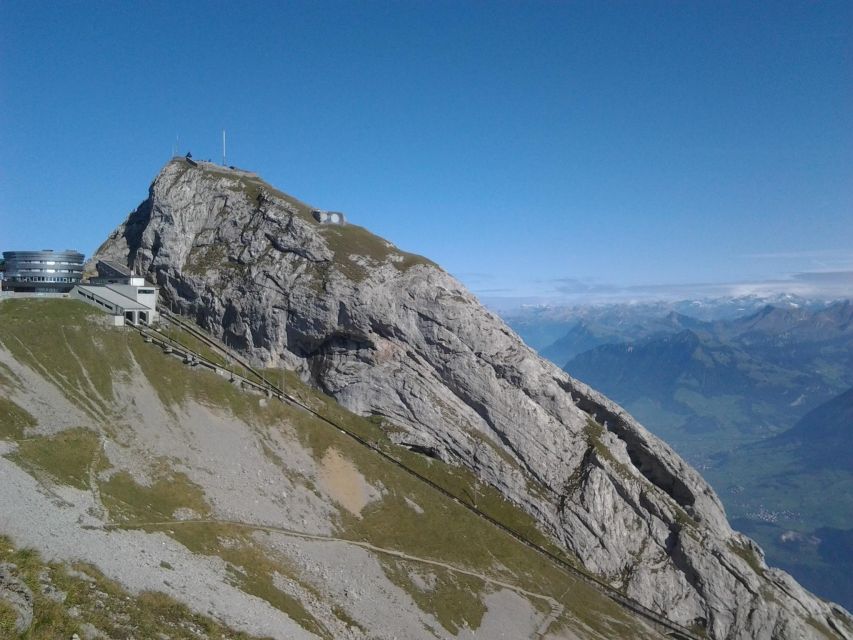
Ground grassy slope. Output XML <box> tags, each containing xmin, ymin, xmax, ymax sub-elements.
<box><xmin>0</xmin><ymin>298</ymin><xmax>664</xmax><ymax>639</ymax></box>
<box><xmin>0</xmin><ymin>535</ymin><xmax>264</xmax><ymax>640</ymax></box>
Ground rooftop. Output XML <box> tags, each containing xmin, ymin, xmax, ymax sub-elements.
<box><xmin>97</xmin><ymin>260</ymin><xmax>132</xmax><ymax>277</ymax></box>
<box><xmin>76</xmin><ymin>284</ymin><xmax>149</xmax><ymax>311</ymax></box>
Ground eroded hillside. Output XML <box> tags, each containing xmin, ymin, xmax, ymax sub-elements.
<box><xmin>0</xmin><ymin>298</ymin><xmax>674</xmax><ymax>639</ymax></box>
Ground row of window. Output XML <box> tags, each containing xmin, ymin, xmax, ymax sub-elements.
<box><xmin>12</xmin><ymin>260</ymin><xmax>81</xmax><ymax>265</ymax></box>
<box><xmin>13</xmin><ymin>269</ymin><xmax>80</xmax><ymax>274</ymax></box>
<box><xmin>79</xmin><ymin>291</ymin><xmax>115</xmax><ymax>312</ymax></box>
<box><xmin>12</xmin><ymin>276</ymin><xmax>79</xmax><ymax>283</ymax></box>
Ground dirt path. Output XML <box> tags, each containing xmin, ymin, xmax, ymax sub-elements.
<box><xmin>106</xmin><ymin>516</ymin><xmax>565</xmax><ymax>638</ymax></box>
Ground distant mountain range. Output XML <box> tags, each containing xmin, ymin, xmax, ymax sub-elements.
<box><xmin>504</xmin><ymin>293</ymin><xmax>838</xmax><ymax>351</ymax></box>
<box><xmin>504</xmin><ymin>299</ymin><xmax>853</xmax><ymax>610</ymax></box>
<box><xmin>567</xmin><ymin>305</ymin><xmax>852</xmax><ymax>448</ymax></box>
<box><xmin>557</xmin><ymin>301</ymin><xmax>853</xmax><ymax>455</ymax></box>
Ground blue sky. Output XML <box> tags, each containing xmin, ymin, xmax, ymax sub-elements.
<box><xmin>1</xmin><ymin>1</ymin><xmax>851</xmax><ymax>302</ymax></box>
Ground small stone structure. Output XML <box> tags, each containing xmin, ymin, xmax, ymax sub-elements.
<box><xmin>311</xmin><ymin>210</ymin><xmax>346</xmax><ymax>225</ymax></box>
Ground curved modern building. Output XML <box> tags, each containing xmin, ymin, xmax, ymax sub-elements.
<box><xmin>2</xmin><ymin>250</ymin><xmax>85</xmax><ymax>293</ymax></box>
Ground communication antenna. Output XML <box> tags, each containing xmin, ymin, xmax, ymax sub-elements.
<box><xmin>222</xmin><ymin>129</ymin><xmax>226</xmax><ymax>166</ymax></box>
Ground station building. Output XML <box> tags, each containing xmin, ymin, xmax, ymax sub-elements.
<box><xmin>71</xmin><ymin>260</ymin><xmax>160</xmax><ymax>325</ymax></box>
<box><xmin>0</xmin><ymin>251</ymin><xmax>159</xmax><ymax>326</ymax></box>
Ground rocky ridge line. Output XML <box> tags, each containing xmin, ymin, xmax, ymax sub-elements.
<box><xmin>93</xmin><ymin>159</ymin><xmax>853</xmax><ymax>640</ymax></box>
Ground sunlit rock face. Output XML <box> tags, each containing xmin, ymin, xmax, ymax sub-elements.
<box><xmin>95</xmin><ymin>159</ymin><xmax>853</xmax><ymax>640</ymax></box>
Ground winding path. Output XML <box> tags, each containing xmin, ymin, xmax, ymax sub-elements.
<box><xmin>105</xmin><ymin>517</ymin><xmax>564</xmax><ymax>638</ymax></box>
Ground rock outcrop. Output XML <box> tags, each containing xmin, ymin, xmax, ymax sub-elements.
<box><xmin>94</xmin><ymin>158</ymin><xmax>853</xmax><ymax>640</ymax></box>
<box><xmin>0</xmin><ymin>563</ymin><xmax>34</xmax><ymax>634</ymax></box>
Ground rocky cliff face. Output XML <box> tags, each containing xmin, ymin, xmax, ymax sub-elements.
<box><xmin>94</xmin><ymin>159</ymin><xmax>852</xmax><ymax>640</ymax></box>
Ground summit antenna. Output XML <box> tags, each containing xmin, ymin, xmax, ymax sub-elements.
<box><xmin>222</xmin><ymin>129</ymin><xmax>226</xmax><ymax>166</ymax></box>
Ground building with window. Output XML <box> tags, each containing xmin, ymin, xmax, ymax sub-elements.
<box><xmin>1</xmin><ymin>250</ymin><xmax>84</xmax><ymax>292</ymax></box>
<box><xmin>72</xmin><ymin>283</ymin><xmax>159</xmax><ymax>326</ymax></box>
<box><xmin>311</xmin><ymin>209</ymin><xmax>346</xmax><ymax>225</ymax></box>
<box><xmin>71</xmin><ymin>259</ymin><xmax>160</xmax><ymax>325</ymax></box>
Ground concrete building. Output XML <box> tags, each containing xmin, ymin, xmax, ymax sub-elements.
<box><xmin>1</xmin><ymin>250</ymin><xmax>84</xmax><ymax>292</ymax></box>
<box><xmin>70</xmin><ymin>260</ymin><xmax>160</xmax><ymax>325</ymax></box>
<box><xmin>72</xmin><ymin>283</ymin><xmax>159</xmax><ymax>326</ymax></box>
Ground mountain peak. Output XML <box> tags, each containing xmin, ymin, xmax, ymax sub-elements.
<box><xmin>96</xmin><ymin>158</ymin><xmax>436</xmax><ymax>293</ymax></box>
<box><xmin>89</xmin><ymin>161</ymin><xmax>852</xmax><ymax>639</ymax></box>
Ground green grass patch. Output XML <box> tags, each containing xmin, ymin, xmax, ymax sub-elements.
<box><xmin>228</xmin><ymin>560</ymin><xmax>328</xmax><ymax>640</ymax></box>
<box><xmin>0</xmin><ymin>535</ymin><xmax>267</xmax><ymax>640</ymax></box>
<box><xmin>584</xmin><ymin>419</ymin><xmax>636</xmax><ymax>482</ymax></box>
<box><xmin>727</xmin><ymin>540</ymin><xmax>765</xmax><ymax>576</ymax></box>
<box><xmin>184</xmin><ymin>243</ymin><xmax>228</xmax><ymax>276</ymax></box>
<box><xmin>100</xmin><ymin>469</ymin><xmax>211</xmax><ymax>523</ymax></box>
<box><xmin>0</xmin><ymin>599</ymin><xmax>17</xmax><ymax>637</ymax></box>
<box><xmin>318</xmin><ymin>223</ymin><xmax>435</xmax><ymax>283</ymax></box>
<box><xmin>127</xmin><ymin>337</ymin><xmax>278</xmax><ymax>425</ymax></box>
<box><xmin>380</xmin><ymin>558</ymin><xmax>488</xmax><ymax>634</ymax></box>
<box><xmin>0</xmin><ymin>299</ymin><xmax>133</xmax><ymax>418</ymax></box>
<box><xmin>331</xmin><ymin>604</ymin><xmax>365</xmax><ymax>634</ymax></box>
<box><xmin>0</xmin><ymin>360</ymin><xmax>19</xmax><ymax>387</ymax></box>
<box><xmin>0</xmin><ymin>397</ymin><xmax>36</xmax><ymax>440</ymax></box>
<box><xmin>9</xmin><ymin>428</ymin><xmax>105</xmax><ymax>490</ymax></box>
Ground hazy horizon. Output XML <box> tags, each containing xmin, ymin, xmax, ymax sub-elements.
<box><xmin>474</xmin><ymin>268</ymin><xmax>853</xmax><ymax>310</ymax></box>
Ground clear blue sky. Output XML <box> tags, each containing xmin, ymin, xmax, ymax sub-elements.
<box><xmin>1</xmin><ymin>1</ymin><xmax>851</xmax><ymax>301</ymax></box>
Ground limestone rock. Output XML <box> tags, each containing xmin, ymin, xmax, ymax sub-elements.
<box><xmin>39</xmin><ymin>568</ymin><xmax>67</xmax><ymax>603</ymax></box>
<box><xmin>94</xmin><ymin>159</ymin><xmax>853</xmax><ymax>640</ymax></box>
<box><xmin>0</xmin><ymin>562</ymin><xmax>33</xmax><ymax>635</ymax></box>
<box><xmin>79</xmin><ymin>622</ymin><xmax>108</xmax><ymax>639</ymax></box>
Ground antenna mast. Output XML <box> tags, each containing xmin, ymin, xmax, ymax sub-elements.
<box><xmin>222</xmin><ymin>129</ymin><xmax>226</xmax><ymax>166</ymax></box>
